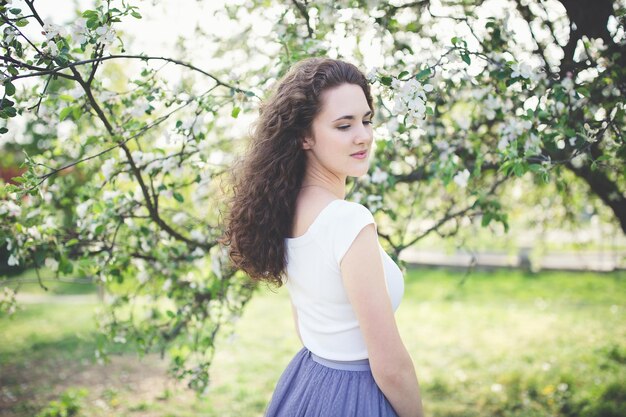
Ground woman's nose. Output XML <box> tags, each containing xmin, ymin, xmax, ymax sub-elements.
<box><xmin>354</xmin><ymin>124</ymin><xmax>372</xmax><ymax>144</ymax></box>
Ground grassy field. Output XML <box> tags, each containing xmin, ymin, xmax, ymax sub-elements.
<box><xmin>1</xmin><ymin>267</ymin><xmax>625</xmax><ymax>417</ymax></box>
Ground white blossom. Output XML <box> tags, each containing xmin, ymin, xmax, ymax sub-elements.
<box><xmin>137</xmin><ymin>269</ymin><xmax>150</xmax><ymax>284</ymax></box>
<box><xmin>8</xmin><ymin>254</ymin><xmax>19</xmax><ymax>266</ymax></box>
<box><xmin>26</xmin><ymin>226</ymin><xmax>41</xmax><ymax>240</ymax></box>
<box><xmin>511</xmin><ymin>61</ymin><xmax>534</xmax><ymax>79</ymax></box>
<box><xmin>70</xmin><ymin>18</ymin><xmax>89</xmax><ymax>44</ymax></box>
<box><xmin>0</xmin><ymin>201</ymin><xmax>21</xmax><ymax>217</ymax></box>
<box><xmin>42</xmin><ymin>22</ymin><xmax>67</xmax><ymax>41</ymax></box>
<box><xmin>391</xmin><ymin>78</ymin><xmax>431</xmax><ymax>128</ymax></box>
<box><xmin>95</xmin><ymin>25</ymin><xmax>116</xmax><ymax>44</ymax></box>
<box><xmin>453</xmin><ymin>169</ymin><xmax>470</xmax><ymax>188</ymax></box>
<box><xmin>162</xmin><ymin>278</ymin><xmax>172</xmax><ymax>291</ymax></box>
<box><xmin>571</xmin><ymin>153</ymin><xmax>586</xmax><ymax>168</ymax></box>
<box><xmin>130</xmin><ymin>100</ymin><xmax>151</xmax><ymax>117</ymax></box>
<box><xmin>364</xmin><ymin>66</ymin><xmax>378</xmax><ymax>83</ymax></box>
<box><xmin>76</xmin><ymin>201</ymin><xmax>91</xmax><ymax>218</ymax></box>
<box><xmin>4</xmin><ymin>26</ymin><xmax>17</xmax><ymax>44</ymax></box>
<box><xmin>524</xmin><ymin>132</ymin><xmax>542</xmax><ymax>155</ymax></box>
<box><xmin>491</xmin><ymin>383</ymin><xmax>504</xmax><ymax>393</ymax></box>
<box><xmin>366</xmin><ymin>194</ymin><xmax>383</xmax><ymax>212</ymax></box>
<box><xmin>370</xmin><ymin>166</ymin><xmax>388</xmax><ymax>184</ymax></box>
<box><xmin>191</xmin><ymin>247</ymin><xmax>205</xmax><ymax>257</ymax></box>
<box><xmin>483</xmin><ymin>95</ymin><xmax>500</xmax><ymax>120</ymax></box>
<box><xmin>101</xmin><ymin>158</ymin><xmax>116</xmax><ymax>180</ymax></box>
<box><xmin>98</xmin><ymin>91</ymin><xmax>117</xmax><ymax>102</ymax></box>
<box><xmin>172</xmin><ymin>212</ymin><xmax>187</xmax><ymax>225</ymax></box>
<box><xmin>556</xmin><ymin>139</ymin><xmax>565</xmax><ymax>149</ymax></box>
<box><xmin>44</xmin><ymin>41</ymin><xmax>59</xmax><ymax>57</ymax></box>
<box><xmin>45</xmin><ymin>257</ymin><xmax>59</xmax><ymax>272</ymax></box>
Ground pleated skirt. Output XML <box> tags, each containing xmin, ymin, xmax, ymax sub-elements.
<box><xmin>264</xmin><ymin>347</ymin><xmax>398</xmax><ymax>417</ymax></box>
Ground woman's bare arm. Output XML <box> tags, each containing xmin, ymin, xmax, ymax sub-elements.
<box><xmin>341</xmin><ymin>224</ymin><xmax>424</xmax><ymax>417</ymax></box>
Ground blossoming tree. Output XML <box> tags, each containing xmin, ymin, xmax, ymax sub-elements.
<box><xmin>1</xmin><ymin>0</ymin><xmax>624</xmax><ymax>390</ymax></box>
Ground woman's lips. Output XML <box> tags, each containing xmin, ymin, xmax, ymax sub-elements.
<box><xmin>351</xmin><ymin>150</ymin><xmax>368</xmax><ymax>159</ymax></box>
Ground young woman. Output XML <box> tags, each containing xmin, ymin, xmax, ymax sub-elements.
<box><xmin>222</xmin><ymin>57</ymin><xmax>424</xmax><ymax>417</ymax></box>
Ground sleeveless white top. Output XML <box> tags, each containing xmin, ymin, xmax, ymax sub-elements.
<box><xmin>284</xmin><ymin>199</ymin><xmax>404</xmax><ymax>361</ymax></box>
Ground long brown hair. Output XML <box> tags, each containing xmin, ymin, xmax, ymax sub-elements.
<box><xmin>221</xmin><ymin>57</ymin><xmax>374</xmax><ymax>286</ymax></box>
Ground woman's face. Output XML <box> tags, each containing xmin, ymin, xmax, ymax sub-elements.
<box><xmin>303</xmin><ymin>83</ymin><xmax>374</xmax><ymax>180</ymax></box>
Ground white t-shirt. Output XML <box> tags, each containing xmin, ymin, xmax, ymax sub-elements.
<box><xmin>284</xmin><ymin>199</ymin><xmax>404</xmax><ymax>361</ymax></box>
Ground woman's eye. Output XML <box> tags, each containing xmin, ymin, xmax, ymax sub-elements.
<box><xmin>363</xmin><ymin>120</ymin><xmax>373</xmax><ymax>126</ymax></box>
<box><xmin>337</xmin><ymin>125</ymin><xmax>350</xmax><ymax>130</ymax></box>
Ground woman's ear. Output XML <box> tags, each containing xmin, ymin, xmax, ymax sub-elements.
<box><xmin>302</xmin><ymin>136</ymin><xmax>314</xmax><ymax>150</ymax></box>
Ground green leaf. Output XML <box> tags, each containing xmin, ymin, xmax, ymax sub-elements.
<box><xmin>397</xmin><ymin>70</ymin><xmax>409</xmax><ymax>79</ymax></box>
<box><xmin>173</xmin><ymin>192</ymin><xmax>184</xmax><ymax>202</ymax></box>
<box><xmin>59</xmin><ymin>106</ymin><xmax>73</xmax><ymax>121</ymax></box>
<box><xmin>66</xmin><ymin>238</ymin><xmax>79</xmax><ymax>247</ymax></box>
<box><xmin>59</xmin><ymin>257</ymin><xmax>74</xmax><ymax>274</ymax></box>
<box><xmin>131</xmin><ymin>11</ymin><xmax>142</xmax><ymax>19</ymax></box>
<box><xmin>9</xmin><ymin>8</ymin><xmax>21</xmax><ymax>14</ymax></box>
<box><xmin>4</xmin><ymin>82</ymin><xmax>15</xmax><ymax>96</ymax></box>
<box><xmin>379</xmin><ymin>76</ymin><xmax>392</xmax><ymax>86</ymax></box>
<box><xmin>451</xmin><ymin>36</ymin><xmax>460</xmax><ymax>45</ymax></box>
<box><xmin>513</xmin><ymin>162</ymin><xmax>525</xmax><ymax>177</ymax></box>
<box><xmin>0</xmin><ymin>127</ymin><xmax>8</xmax><ymax>134</ymax></box>
<box><xmin>86</xmin><ymin>17</ymin><xmax>100</xmax><ymax>29</ymax></box>
<box><xmin>167</xmin><ymin>310</ymin><xmax>176</xmax><ymax>318</ymax></box>
<box><xmin>7</xmin><ymin>65</ymin><xmax>18</xmax><ymax>76</ymax></box>
<box><xmin>82</xmin><ymin>10</ymin><xmax>99</xmax><ymax>18</ymax></box>
<box><xmin>461</xmin><ymin>53</ymin><xmax>471</xmax><ymax>65</ymax></box>
<box><xmin>59</xmin><ymin>94</ymin><xmax>75</xmax><ymax>102</ymax></box>
<box><xmin>15</xmin><ymin>18</ymin><xmax>28</xmax><ymax>27</ymax></box>
<box><xmin>231</xmin><ymin>106</ymin><xmax>240</xmax><ymax>118</ymax></box>
<box><xmin>415</xmin><ymin>68</ymin><xmax>431</xmax><ymax>80</ymax></box>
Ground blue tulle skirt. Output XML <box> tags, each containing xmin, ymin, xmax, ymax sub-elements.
<box><xmin>265</xmin><ymin>347</ymin><xmax>398</xmax><ymax>417</ymax></box>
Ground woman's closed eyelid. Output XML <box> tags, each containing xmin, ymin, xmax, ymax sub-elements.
<box><xmin>337</xmin><ymin>120</ymin><xmax>373</xmax><ymax>130</ymax></box>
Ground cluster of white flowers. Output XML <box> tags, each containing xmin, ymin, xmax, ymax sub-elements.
<box><xmin>482</xmin><ymin>94</ymin><xmax>501</xmax><ymax>120</ymax></box>
<box><xmin>129</xmin><ymin>99</ymin><xmax>151</xmax><ymax>118</ymax></box>
<box><xmin>4</xmin><ymin>26</ymin><xmax>17</xmax><ymax>44</ymax></box>
<box><xmin>370</xmin><ymin>166</ymin><xmax>388</xmax><ymax>184</ymax></box>
<box><xmin>524</xmin><ymin>132</ymin><xmax>542</xmax><ymax>156</ymax></box>
<box><xmin>171</xmin><ymin>212</ymin><xmax>187</xmax><ymax>225</ymax></box>
<box><xmin>391</xmin><ymin>77</ymin><xmax>433</xmax><ymax>128</ymax></box>
<box><xmin>95</xmin><ymin>25</ymin><xmax>116</xmax><ymax>45</ymax></box>
<box><xmin>42</xmin><ymin>21</ymin><xmax>67</xmax><ymax>41</ymax></box>
<box><xmin>499</xmin><ymin>118</ymin><xmax>532</xmax><ymax>151</ymax></box>
<box><xmin>70</xmin><ymin>18</ymin><xmax>89</xmax><ymax>44</ymax></box>
<box><xmin>8</xmin><ymin>252</ymin><xmax>19</xmax><ymax>266</ymax></box>
<box><xmin>570</xmin><ymin>152</ymin><xmax>587</xmax><ymax>169</ymax></box>
<box><xmin>366</xmin><ymin>67</ymin><xmax>379</xmax><ymax>83</ymax></box>
<box><xmin>76</xmin><ymin>200</ymin><xmax>91</xmax><ymax>218</ymax></box>
<box><xmin>366</xmin><ymin>194</ymin><xmax>383</xmax><ymax>212</ymax></box>
<box><xmin>45</xmin><ymin>257</ymin><xmax>59</xmax><ymax>272</ymax></box>
<box><xmin>453</xmin><ymin>169</ymin><xmax>470</xmax><ymax>188</ymax></box>
<box><xmin>101</xmin><ymin>157</ymin><xmax>116</xmax><ymax>181</ymax></box>
<box><xmin>0</xmin><ymin>200</ymin><xmax>21</xmax><ymax>217</ymax></box>
<box><xmin>1</xmin><ymin>286</ymin><xmax>17</xmax><ymax>315</ymax></box>
<box><xmin>180</xmin><ymin>115</ymin><xmax>205</xmax><ymax>136</ymax></box>
<box><xmin>510</xmin><ymin>61</ymin><xmax>534</xmax><ymax>79</ymax></box>
<box><xmin>44</xmin><ymin>41</ymin><xmax>60</xmax><ymax>57</ymax></box>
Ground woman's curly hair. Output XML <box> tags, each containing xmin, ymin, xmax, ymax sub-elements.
<box><xmin>221</xmin><ymin>57</ymin><xmax>374</xmax><ymax>286</ymax></box>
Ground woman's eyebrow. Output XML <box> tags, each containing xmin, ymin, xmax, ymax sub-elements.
<box><xmin>332</xmin><ymin>110</ymin><xmax>372</xmax><ymax>122</ymax></box>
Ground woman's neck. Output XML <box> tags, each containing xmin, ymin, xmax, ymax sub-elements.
<box><xmin>300</xmin><ymin>176</ymin><xmax>346</xmax><ymax>200</ymax></box>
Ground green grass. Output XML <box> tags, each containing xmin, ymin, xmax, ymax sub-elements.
<box><xmin>1</xmin><ymin>268</ymin><xmax>624</xmax><ymax>417</ymax></box>
<box><xmin>2</xmin><ymin>265</ymin><xmax>97</xmax><ymax>295</ymax></box>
